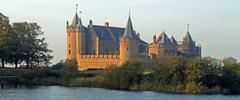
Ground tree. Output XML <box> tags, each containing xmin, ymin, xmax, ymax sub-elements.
<box><xmin>7</xmin><ymin>29</ymin><xmax>24</xmax><ymax>68</ymax></box>
<box><xmin>154</xmin><ymin>57</ymin><xmax>187</xmax><ymax>85</ymax></box>
<box><xmin>12</xmin><ymin>22</ymin><xmax>53</xmax><ymax>67</ymax></box>
<box><xmin>223</xmin><ymin>57</ymin><xmax>237</xmax><ymax>67</ymax></box>
<box><xmin>101</xmin><ymin>61</ymin><xmax>143</xmax><ymax>89</ymax></box>
<box><xmin>166</xmin><ymin>57</ymin><xmax>187</xmax><ymax>84</ymax></box>
<box><xmin>0</xmin><ymin>13</ymin><xmax>14</xmax><ymax>68</ymax></box>
<box><xmin>60</xmin><ymin>59</ymin><xmax>79</xmax><ymax>83</ymax></box>
<box><xmin>185</xmin><ymin>57</ymin><xmax>213</xmax><ymax>92</ymax></box>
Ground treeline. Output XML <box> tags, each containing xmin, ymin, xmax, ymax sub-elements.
<box><xmin>1</xmin><ymin>57</ymin><xmax>239</xmax><ymax>94</ymax></box>
<box><xmin>0</xmin><ymin>13</ymin><xmax>52</xmax><ymax>68</ymax></box>
<box><xmin>60</xmin><ymin>57</ymin><xmax>240</xmax><ymax>94</ymax></box>
<box><xmin>0</xmin><ymin>59</ymin><xmax>79</xmax><ymax>85</ymax></box>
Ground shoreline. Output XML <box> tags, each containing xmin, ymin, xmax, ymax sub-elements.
<box><xmin>0</xmin><ymin>84</ymin><xmax>231</xmax><ymax>95</ymax></box>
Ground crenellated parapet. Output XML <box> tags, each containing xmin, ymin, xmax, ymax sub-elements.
<box><xmin>78</xmin><ymin>55</ymin><xmax>120</xmax><ymax>59</ymax></box>
<box><xmin>77</xmin><ymin>54</ymin><xmax>121</xmax><ymax>71</ymax></box>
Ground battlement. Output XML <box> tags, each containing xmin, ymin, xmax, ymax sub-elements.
<box><xmin>77</xmin><ymin>54</ymin><xmax>121</xmax><ymax>71</ymax></box>
<box><xmin>78</xmin><ymin>55</ymin><xmax>120</xmax><ymax>59</ymax></box>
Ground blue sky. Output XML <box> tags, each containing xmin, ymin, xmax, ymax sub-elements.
<box><xmin>0</xmin><ymin>0</ymin><xmax>240</xmax><ymax>63</ymax></box>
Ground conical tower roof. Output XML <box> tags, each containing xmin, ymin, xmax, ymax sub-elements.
<box><xmin>183</xmin><ymin>31</ymin><xmax>194</xmax><ymax>43</ymax></box>
<box><xmin>156</xmin><ymin>31</ymin><xmax>172</xmax><ymax>45</ymax></box>
<box><xmin>170</xmin><ymin>36</ymin><xmax>177</xmax><ymax>45</ymax></box>
<box><xmin>122</xmin><ymin>16</ymin><xmax>137</xmax><ymax>39</ymax></box>
<box><xmin>183</xmin><ymin>24</ymin><xmax>195</xmax><ymax>45</ymax></box>
<box><xmin>70</xmin><ymin>13</ymin><xmax>82</xmax><ymax>27</ymax></box>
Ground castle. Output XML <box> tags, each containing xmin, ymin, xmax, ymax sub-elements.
<box><xmin>66</xmin><ymin>12</ymin><xmax>201</xmax><ymax>71</ymax></box>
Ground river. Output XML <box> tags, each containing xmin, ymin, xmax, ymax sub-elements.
<box><xmin>0</xmin><ymin>86</ymin><xmax>240</xmax><ymax>100</ymax></box>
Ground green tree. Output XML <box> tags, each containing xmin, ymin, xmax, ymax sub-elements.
<box><xmin>60</xmin><ymin>59</ymin><xmax>79</xmax><ymax>83</ymax></box>
<box><xmin>0</xmin><ymin>13</ymin><xmax>14</xmax><ymax>68</ymax></box>
<box><xmin>166</xmin><ymin>57</ymin><xmax>187</xmax><ymax>84</ymax></box>
<box><xmin>101</xmin><ymin>65</ymin><xmax>125</xmax><ymax>89</ymax></box>
<box><xmin>101</xmin><ymin>61</ymin><xmax>143</xmax><ymax>89</ymax></box>
<box><xmin>218</xmin><ymin>64</ymin><xmax>240</xmax><ymax>93</ymax></box>
<box><xmin>154</xmin><ymin>57</ymin><xmax>187</xmax><ymax>85</ymax></box>
<box><xmin>12</xmin><ymin>22</ymin><xmax>53</xmax><ymax>67</ymax></box>
<box><xmin>185</xmin><ymin>57</ymin><xmax>213</xmax><ymax>92</ymax></box>
<box><xmin>223</xmin><ymin>57</ymin><xmax>237</xmax><ymax>67</ymax></box>
<box><xmin>7</xmin><ymin>29</ymin><xmax>24</xmax><ymax>68</ymax></box>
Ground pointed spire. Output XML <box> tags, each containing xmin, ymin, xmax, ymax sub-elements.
<box><xmin>70</xmin><ymin>4</ymin><xmax>82</xmax><ymax>27</ymax></box>
<box><xmin>122</xmin><ymin>13</ymin><xmax>137</xmax><ymax>39</ymax></box>
<box><xmin>75</xmin><ymin>4</ymin><xmax>78</xmax><ymax>13</ymax></box>
<box><xmin>129</xmin><ymin>9</ymin><xmax>131</xmax><ymax>17</ymax></box>
<box><xmin>183</xmin><ymin>24</ymin><xmax>194</xmax><ymax>45</ymax></box>
<box><xmin>170</xmin><ymin>35</ymin><xmax>177</xmax><ymax>45</ymax></box>
<box><xmin>156</xmin><ymin>31</ymin><xmax>171</xmax><ymax>45</ymax></box>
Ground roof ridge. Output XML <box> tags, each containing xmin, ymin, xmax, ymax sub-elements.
<box><xmin>106</xmin><ymin>26</ymin><xmax>117</xmax><ymax>43</ymax></box>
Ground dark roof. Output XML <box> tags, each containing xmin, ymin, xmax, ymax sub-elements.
<box><xmin>156</xmin><ymin>32</ymin><xmax>172</xmax><ymax>45</ymax></box>
<box><xmin>108</xmin><ymin>26</ymin><xmax>125</xmax><ymax>40</ymax></box>
<box><xmin>183</xmin><ymin>31</ymin><xmax>195</xmax><ymax>46</ymax></box>
<box><xmin>90</xmin><ymin>25</ymin><xmax>148</xmax><ymax>46</ymax></box>
<box><xmin>92</xmin><ymin>25</ymin><xmax>114</xmax><ymax>41</ymax></box>
<box><xmin>184</xmin><ymin>32</ymin><xmax>194</xmax><ymax>42</ymax></box>
<box><xmin>82</xmin><ymin>26</ymin><xmax>89</xmax><ymax>34</ymax></box>
<box><xmin>170</xmin><ymin>36</ymin><xmax>177</xmax><ymax>45</ymax></box>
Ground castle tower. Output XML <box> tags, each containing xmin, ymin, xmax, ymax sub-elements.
<box><xmin>170</xmin><ymin>35</ymin><xmax>178</xmax><ymax>56</ymax></box>
<box><xmin>181</xmin><ymin>24</ymin><xmax>197</xmax><ymax>58</ymax></box>
<box><xmin>67</xmin><ymin>12</ymin><xmax>86</xmax><ymax>60</ymax></box>
<box><xmin>148</xmin><ymin>34</ymin><xmax>158</xmax><ymax>58</ymax></box>
<box><xmin>149</xmin><ymin>32</ymin><xmax>178</xmax><ymax>58</ymax></box>
<box><xmin>120</xmin><ymin>15</ymin><xmax>139</xmax><ymax>63</ymax></box>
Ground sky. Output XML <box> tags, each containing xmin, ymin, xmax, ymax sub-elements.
<box><xmin>0</xmin><ymin>0</ymin><xmax>240</xmax><ymax>64</ymax></box>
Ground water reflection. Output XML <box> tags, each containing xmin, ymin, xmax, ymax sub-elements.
<box><xmin>1</xmin><ymin>86</ymin><xmax>240</xmax><ymax>100</ymax></box>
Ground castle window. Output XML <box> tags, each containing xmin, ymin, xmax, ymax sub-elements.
<box><xmin>127</xmin><ymin>47</ymin><xmax>129</xmax><ymax>50</ymax></box>
<box><xmin>69</xmin><ymin>44</ymin><xmax>71</xmax><ymax>47</ymax></box>
<box><xmin>69</xmin><ymin>50</ymin><xmax>71</xmax><ymax>55</ymax></box>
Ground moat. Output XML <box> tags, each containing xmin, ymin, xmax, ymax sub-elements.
<box><xmin>0</xmin><ymin>86</ymin><xmax>240</xmax><ymax>100</ymax></box>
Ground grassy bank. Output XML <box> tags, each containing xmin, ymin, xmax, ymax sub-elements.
<box><xmin>1</xmin><ymin>57</ymin><xmax>240</xmax><ymax>94</ymax></box>
<box><xmin>0</xmin><ymin>68</ymin><xmax>62</xmax><ymax>85</ymax></box>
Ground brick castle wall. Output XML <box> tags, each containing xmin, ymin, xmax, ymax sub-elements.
<box><xmin>77</xmin><ymin>55</ymin><xmax>121</xmax><ymax>71</ymax></box>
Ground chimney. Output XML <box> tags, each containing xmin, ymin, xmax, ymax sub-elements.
<box><xmin>137</xmin><ymin>33</ymin><xmax>140</xmax><ymax>38</ymax></box>
<box><xmin>153</xmin><ymin>35</ymin><xmax>156</xmax><ymax>44</ymax></box>
<box><xmin>105</xmin><ymin>22</ymin><xmax>109</xmax><ymax>27</ymax></box>
<box><xmin>89</xmin><ymin>20</ymin><xmax>93</xmax><ymax>25</ymax></box>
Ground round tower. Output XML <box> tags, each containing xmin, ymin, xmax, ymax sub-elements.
<box><xmin>120</xmin><ymin>37</ymin><xmax>139</xmax><ymax>62</ymax></box>
<box><xmin>67</xmin><ymin>13</ymin><xmax>85</xmax><ymax>60</ymax></box>
<box><xmin>67</xmin><ymin>26</ymin><xmax>77</xmax><ymax>60</ymax></box>
<box><xmin>119</xmin><ymin>15</ymin><xmax>139</xmax><ymax>64</ymax></box>
<box><xmin>120</xmin><ymin>36</ymin><xmax>131</xmax><ymax>63</ymax></box>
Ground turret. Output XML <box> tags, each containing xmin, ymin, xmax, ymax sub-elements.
<box><xmin>170</xmin><ymin>35</ymin><xmax>178</xmax><ymax>56</ymax></box>
<box><xmin>182</xmin><ymin>24</ymin><xmax>195</xmax><ymax>52</ymax></box>
<box><xmin>170</xmin><ymin>35</ymin><xmax>177</xmax><ymax>45</ymax></box>
<box><xmin>120</xmin><ymin>15</ymin><xmax>139</xmax><ymax>63</ymax></box>
<box><xmin>67</xmin><ymin>12</ymin><xmax>86</xmax><ymax>60</ymax></box>
<box><xmin>181</xmin><ymin>24</ymin><xmax>201</xmax><ymax>58</ymax></box>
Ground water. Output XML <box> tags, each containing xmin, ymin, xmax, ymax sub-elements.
<box><xmin>0</xmin><ymin>86</ymin><xmax>240</xmax><ymax>100</ymax></box>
